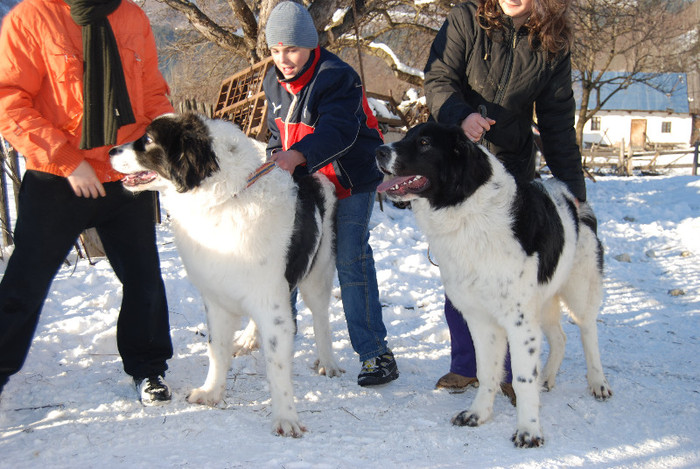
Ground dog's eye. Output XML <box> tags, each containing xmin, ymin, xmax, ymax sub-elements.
<box><xmin>144</xmin><ymin>134</ymin><xmax>154</xmax><ymax>145</ymax></box>
<box><xmin>419</xmin><ymin>137</ymin><xmax>431</xmax><ymax>147</ymax></box>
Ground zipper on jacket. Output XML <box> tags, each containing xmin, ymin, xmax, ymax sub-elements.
<box><xmin>283</xmin><ymin>93</ymin><xmax>298</xmax><ymax>151</ymax></box>
<box><xmin>493</xmin><ymin>26</ymin><xmax>518</xmax><ymax>108</ymax></box>
<box><xmin>486</xmin><ymin>24</ymin><xmax>519</xmax><ymax>153</ymax></box>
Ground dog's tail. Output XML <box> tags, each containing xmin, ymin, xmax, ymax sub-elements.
<box><xmin>577</xmin><ymin>201</ymin><xmax>604</xmax><ymax>274</ymax></box>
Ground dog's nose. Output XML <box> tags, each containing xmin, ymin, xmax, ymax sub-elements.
<box><xmin>108</xmin><ymin>147</ymin><xmax>121</xmax><ymax>157</ymax></box>
<box><xmin>375</xmin><ymin>145</ymin><xmax>391</xmax><ymax>163</ymax></box>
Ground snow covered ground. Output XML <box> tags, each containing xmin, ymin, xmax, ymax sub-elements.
<box><xmin>1</xmin><ymin>169</ymin><xmax>699</xmax><ymax>468</ymax></box>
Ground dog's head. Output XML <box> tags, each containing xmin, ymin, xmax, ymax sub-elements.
<box><xmin>375</xmin><ymin>122</ymin><xmax>492</xmax><ymax>209</ymax></box>
<box><xmin>109</xmin><ymin>112</ymin><xmax>220</xmax><ymax>193</ymax></box>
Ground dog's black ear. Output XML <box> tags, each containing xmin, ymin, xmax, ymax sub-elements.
<box><xmin>433</xmin><ymin>123</ymin><xmax>492</xmax><ymax>207</ymax></box>
<box><xmin>446</xmin><ymin>125</ymin><xmax>470</xmax><ymax>158</ymax></box>
<box><xmin>171</xmin><ymin>113</ymin><xmax>220</xmax><ymax>192</ymax></box>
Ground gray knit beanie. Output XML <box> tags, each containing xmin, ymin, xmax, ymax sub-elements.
<box><xmin>266</xmin><ymin>1</ymin><xmax>319</xmax><ymax>49</ymax></box>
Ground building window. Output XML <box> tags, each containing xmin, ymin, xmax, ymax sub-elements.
<box><xmin>591</xmin><ymin>116</ymin><xmax>601</xmax><ymax>131</ymax></box>
<box><xmin>661</xmin><ymin>121</ymin><xmax>671</xmax><ymax>133</ymax></box>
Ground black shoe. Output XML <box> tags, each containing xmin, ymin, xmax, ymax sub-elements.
<box><xmin>135</xmin><ymin>375</ymin><xmax>172</xmax><ymax>406</ymax></box>
<box><xmin>358</xmin><ymin>351</ymin><xmax>399</xmax><ymax>386</ymax></box>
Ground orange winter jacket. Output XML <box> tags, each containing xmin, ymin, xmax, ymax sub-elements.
<box><xmin>0</xmin><ymin>0</ymin><xmax>173</xmax><ymax>183</ymax></box>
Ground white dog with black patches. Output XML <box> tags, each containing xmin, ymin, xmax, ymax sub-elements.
<box><xmin>375</xmin><ymin>122</ymin><xmax>612</xmax><ymax>448</ymax></box>
<box><xmin>109</xmin><ymin>112</ymin><xmax>342</xmax><ymax>437</ymax></box>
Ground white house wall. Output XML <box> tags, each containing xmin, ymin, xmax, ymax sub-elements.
<box><xmin>575</xmin><ymin>111</ymin><xmax>692</xmax><ymax>148</ymax></box>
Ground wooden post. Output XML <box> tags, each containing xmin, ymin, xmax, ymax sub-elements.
<box><xmin>626</xmin><ymin>145</ymin><xmax>634</xmax><ymax>176</ymax></box>
<box><xmin>693</xmin><ymin>141</ymin><xmax>699</xmax><ymax>176</ymax></box>
<box><xmin>618</xmin><ymin>138</ymin><xmax>625</xmax><ymax>175</ymax></box>
<box><xmin>79</xmin><ymin>227</ymin><xmax>106</xmax><ymax>261</ymax></box>
<box><xmin>0</xmin><ymin>156</ymin><xmax>11</xmax><ymax>247</ymax></box>
<box><xmin>0</xmin><ymin>137</ymin><xmax>17</xmax><ymax>247</ymax></box>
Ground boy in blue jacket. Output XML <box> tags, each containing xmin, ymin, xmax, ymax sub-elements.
<box><xmin>263</xmin><ymin>1</ymin><xmax>398</xmax><ymax>386</ymax></box>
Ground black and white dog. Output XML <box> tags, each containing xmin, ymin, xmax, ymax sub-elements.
<box><xmin>376</xmin><ymin>122</ymin><xmax>612</xmax><ymax>447</ymax></box>
<box><xmin>109</xmin><ymin>112</ymin><xmax>342</xmax><ymax>437</ymax></box>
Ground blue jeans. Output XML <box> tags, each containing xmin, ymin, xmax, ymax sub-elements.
<box><xmin>336</xmin><ymin>191</ymin><xmax>388</xmax><ymax>361</ymax></box>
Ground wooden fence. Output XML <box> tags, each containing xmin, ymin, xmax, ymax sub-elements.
<box><xmin>581</xmin><ymin>143</ymin><xmax>699</xmax><ymax>176</ymax></box>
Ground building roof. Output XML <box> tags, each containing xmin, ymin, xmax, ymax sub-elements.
<box><xmin>573</xmin><ymin>72</ymin><xmax>690</xmax><ymax>113</ymax></box>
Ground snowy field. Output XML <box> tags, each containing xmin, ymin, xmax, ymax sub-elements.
<box><xmin>0</xmin><ymin>169</ymin><xmax>699</xmax><ymax>468</ymax></box>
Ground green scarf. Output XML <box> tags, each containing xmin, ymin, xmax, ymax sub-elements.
<box><xmin>65</xmin><ymin>0</ymin><xmax>135</xmax><ymax>149</ymax></box>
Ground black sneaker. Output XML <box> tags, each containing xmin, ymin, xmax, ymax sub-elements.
<box><xmin>135</xmin><ymin>375</ymin><xmax>172</xmax><ymax>406</ymax></box>
<box><xmin>357</xmin><ymin>351</ymin><xmax>399</xmax><ymax>386</ymax></box>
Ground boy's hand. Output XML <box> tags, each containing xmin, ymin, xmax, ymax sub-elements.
<box><xmin>270</xmin><ymin>149</ymin><xmax>307</xmax><ymax>174</ymax></box>
<box><xmin>67</xmin><ymin>160</ymin><xmax>106</xmax><ymax>198</ymax></box>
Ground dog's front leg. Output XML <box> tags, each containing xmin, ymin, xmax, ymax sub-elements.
<box><xmin>507</xmin><ymin>312</ymin><xmax>545</xmax><ymax>448</ymax></box>
<box><xmin>451</xmin><ymin>316</ymin><xmax>505</xmax><ymax>428</ymax></box>
<box><xmin>256</xmin><ymin>306</ymin><xmax>306</xmax><ymax>437</ymax></box>
<box><xmin>188</xmin><ymin>302</ymin><xmax>238</xmax><ymax>405</ymax></box>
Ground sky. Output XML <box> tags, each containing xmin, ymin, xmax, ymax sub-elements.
<box><xmin>1</xmin><ymin>156</ymin><xmax>699</xmax><ymax>468</ymax></box>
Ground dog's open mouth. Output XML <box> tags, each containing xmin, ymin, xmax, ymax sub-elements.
<box><xmin>120</xmin><ymin>171</ymin><xmax>158</xmax><ymax>187</ymax></box>
<box><xmin>377</xmin><ymin>175</ymin><xmax>430</xmax><ymax>197</ymax></box>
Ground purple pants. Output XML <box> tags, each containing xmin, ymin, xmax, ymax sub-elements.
<box><xmin>445</xmin><ymin>296</ymin><xmax>512</xmax><ymax>383</ymax></box>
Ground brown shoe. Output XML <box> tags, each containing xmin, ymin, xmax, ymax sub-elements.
<box><xmin>435</xmin><ymin>372</ymin><xmax>478</xmax><ymax>392</ymax></box>
<box><xmin>500</xmin><ymin>382</ymin><xmax>517</xmax><ymax>407</ymax></box>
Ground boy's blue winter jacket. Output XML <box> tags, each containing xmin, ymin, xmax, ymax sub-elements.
<box><xmin>264</xmin><ymin>47</ymin><xmax>384</xmax><ymax>199</ymax></box>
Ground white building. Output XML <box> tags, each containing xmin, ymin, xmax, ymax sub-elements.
<box><xmin>574</xmin><ymin>73</ymin><xmax>692</xmax><ymax>150</ymax></box>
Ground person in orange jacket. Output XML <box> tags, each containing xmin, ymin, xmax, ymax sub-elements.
<box><xmin>0</xmin><ymin>0</ymin><xmax>174</xmax><ymax>405</ymax></box>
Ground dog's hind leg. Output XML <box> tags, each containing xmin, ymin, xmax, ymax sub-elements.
<box><xmin>451</xmin><ymin>316</ymin><xmax>505</xmax><ymax>428</ymax></box>
<box><xmin>298</xmin><ymin>259</ymin><xmax>344</xmax><ymax>377</ymax></box>
<box><xmin>561</xmin><ymin>233</ymin><xmax>612</xmax><ymax>400</ymax></box>
<box><xmin>187</xmin><ymin>301</ymin><xmax>238</xmax><ymax>406</ymax></box>
<box><xmin>561</xmin><ymin>283</ymin><xmax>612</xmax><ymax>400</ymax></box>
<box><xmin>540</xmin><ymin>296</ymin><xmax>566</xmax><ymax>391</ymax></box>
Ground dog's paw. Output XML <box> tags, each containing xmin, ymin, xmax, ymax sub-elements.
<box><xmin>232</xmin><ymin>334</ymin><xmax>259</xmax><ymax>357</ymax></box>
<box><xmin>512</xmin><ymin>429</ymin><xmax>544</xmax><ymax>448</ymax></box>
<box><xmin>451</xmin><ymin>410</ymin><xmax>481</xmax><ymax>427</ymax></box>
<box><xmin>541</xmin><ymin>378</ymin><xmax>555</xmax><ymax>392</ymax></box>
<box><xmin>589</xmin><ymin>380</ymin><xmax>613</xmax><ymax>400</ymax></box>
<box><xmin>313</xmin><ymin>359</ymin><xmax>345</xmax><ymax>378</ymax></box>
<box><xmin>273</xmin><ymin>419</ymin><xmax>307</xmax><ymax>438</ymax></box>
<box><xmin>232</xmin><ymin>320</ymin><xmax>260</xmax><ymax>357</ymax></box>
<box><xmin>186</xmin><ymin>387</ymin><xmax>224</xmax><ymax>406</ymax></box>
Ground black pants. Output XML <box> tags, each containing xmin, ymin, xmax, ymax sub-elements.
<box><xmin>0</xmin><ymin>170</ymin><xmax>173</xmax><ymax>387</ymax></box>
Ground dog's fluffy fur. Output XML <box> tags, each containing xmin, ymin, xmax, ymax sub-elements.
<box><xmin>110</xmin><ymin>112</ymin><xmax>342</xmax><ymax>437</ymax></box>
<box><xmin>376</xmin><ymin>122</ymin><xmax>612</xmax><ymax>447</ymax></box>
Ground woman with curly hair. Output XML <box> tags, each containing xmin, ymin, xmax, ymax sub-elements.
<box><xmin>423</xmin><ymin>0</ymin><xmax>586</xmax><ymax>396</ymax></box>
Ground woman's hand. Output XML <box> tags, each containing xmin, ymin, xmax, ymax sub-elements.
<box><xmin>460</xmin><ymin>112</ymin><xmax>496</xmax><ymax>142</ymax></box>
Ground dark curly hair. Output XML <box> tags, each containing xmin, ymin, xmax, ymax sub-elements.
<box><xmin>477</xmin><ymin>0</ymin><xmax>573</xmax><ymax>56</ymax></box>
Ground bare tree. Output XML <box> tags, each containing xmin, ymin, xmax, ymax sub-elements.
<box><xmin>152</xmin><ymin>0</ymin><xmax>443</xmax><ymax>99</ymax></box>
<box><xmin>153</xmin><ymin>0</ymin><xmax>699</xmax><ymax>140</ymax></box>
<box><xmin>570</xmin><ymin>0</ymin><xmax>694</xmax><ymax>147</ymax></box>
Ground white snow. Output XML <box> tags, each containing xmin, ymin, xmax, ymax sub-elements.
<box><xmin>1</xmin><ymin>169</ymin><xmax>699</xmax><ymax>468</ymax></box>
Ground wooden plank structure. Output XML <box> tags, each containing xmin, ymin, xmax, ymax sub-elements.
<box><xmin>213</xmin><ymin>57</ymin><xmax>274</xmax><ymax>140</ymax></box>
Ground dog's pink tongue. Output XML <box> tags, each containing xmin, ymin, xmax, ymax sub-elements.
<box><xmin>377</xmin><ymin>175</ymin><xmax>415</xmax><ymax>193</ymax></box>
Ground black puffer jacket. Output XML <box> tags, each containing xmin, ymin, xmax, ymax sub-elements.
<box><xmin>424</xmin><ymin>0</ymin><xmax>585</xmax><ymax>201</ymax></box>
